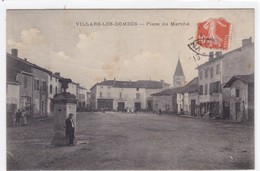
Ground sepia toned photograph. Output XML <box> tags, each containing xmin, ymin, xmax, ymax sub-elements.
<box><xmin>6</xmin><ymin>9</ymin><xmax>254</xmax><ymax>170</ymax></box>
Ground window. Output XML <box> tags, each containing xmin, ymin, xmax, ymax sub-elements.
<box><xmin>199</xmin><ymin>71</ymin><xmax>203</xmax><ymax>80</ymax></box>
<box><xmin>136</xmin><ymin>93</ymin><xmax>140</xmax><ymax>99</ymax></box>
<box><xmin>205</xmin><ymin>68</ymin><xmax>208</xmax><ymax>78</ymax></box>
<box><xmin>100</xmin><ymin>92</ymin><xmax>103</xmax><ymax>98</ymax></box>
<box><xmin>199</xmin><ymin>85</ymin><xmax>203</xmax><ymax>95</ymax></box>
<box><xmin>119</xmin><ymin>92</ymin><xmax>122</xmax><ymax>98</ymax></box>
<box><xmin>216</xmin><ymin>64</ymin><xmax>220</xmax><ymax>75</ymax></box>
<box><xmin>50</xmin><ymin>85</ymin><xmax>53</xmax><ymax>93</ymax></box>
<box><xmin>236</xmin><ymin>89</ymin><xmax>240</xmax><ymax>97</ymax></box>
<box><xmin>205</xmin><ymin>84</ymin><xmax>208</xmax><ymax>95</ymax></box>
<box><xmin>42</xmin><ymin>81</ymin><xmax>47</xmax><ymax>91</ymax></box>
<box><xmin>136</xmin><ymin>88</ymin><xmax>139</xmax><ymax>91</ymax></box>
<box><xmin>55</xmin><ymin>86</ymin><xmax>58</xmax><ymax>94</ymax></box>
<box><xmin>50</xmin><ymin>76</ymin><xmax>52</xmax><ymax>81</ymax></box>
<box><xmin>34</xmin><ymin>79</ymin><xmax>40</xmax><ymax>91</ymax></box>
<box><xmin>209</xmin><ymin>81</ymin><xmax>221</xmax><ymax>95</ymax></box>
<box><xmin>215</xmin><ymin>81</ymin><xmax>221</xmax><ymax>93</ymax></box>
<box><xmin>24</xmin><ymin>76</ymin><xmax>28</xmax><ymax>88</ymax></box>
<box><xmin>210</xmin><ymin>67</ymin><xmax>214</xmax><ymax>78</ymax></box>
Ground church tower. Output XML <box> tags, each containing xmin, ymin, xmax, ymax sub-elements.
<box><xmin>173</xmin><ymin>57</ymin><xmax>185</xmax><ymax>88</ymax></box>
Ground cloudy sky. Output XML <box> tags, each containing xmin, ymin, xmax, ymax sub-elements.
<box><xmin>6</xmin><ymin>9</ymin><xmax>254</xmax><ymax>89</ymax></box>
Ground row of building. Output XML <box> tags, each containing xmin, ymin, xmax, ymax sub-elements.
<box><xmin>89</xmin><ymin>37</ymin><xmax>254</xmax><ymax>122</ymax></box>
<box><xmin>6</xmin><ymin>49</ymin><xmax>90</xmax><ymax>126</ymax></box>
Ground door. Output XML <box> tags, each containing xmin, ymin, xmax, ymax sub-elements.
<box><xmin>118</xmin><ymin>102</ymin><xmax>125</xmax><ymax>111</ymax></box>
<box><xmin>98</xmin><ymin>99</ymin><xmax>113</xmax><ymax>111</ymax></box>
<box><xmin>135</xmin><ymin>102</ymin><xmax>141</xmax><ymax>111</ymax></box>
<box><xmin>235</xmin><ymin>102</ymin><xmax>240</xmax><ymax>121</ymax></box>
<box><xmin>191</xmin><ymin>100</ymin><xmax>196</xmax><ymax>116</ymax></box>
<box><xmin>223</xmin><ymin>101</ymin><xmax>230</xmax><ymax>119</ymax></box>
<box><xmin>147</xmin><ymin>100</ymin><xmax>152</xmax><ymax>111</ymax></box>
<box><xmin>41</xmin><ymin>101</ymin><xmax>45</xmax><ymax>115</ymax></box>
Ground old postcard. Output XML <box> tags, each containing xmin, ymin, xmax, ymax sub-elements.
<box><xmin>5</xmin><ymin>8</ymin><xmax>255</xmax><ymax>170</ymax></box>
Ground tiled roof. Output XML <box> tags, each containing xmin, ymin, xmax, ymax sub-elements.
<box><xmin>151</xmin><ymin>77</ymin><xmax>198</xmax><ymax>96</ymax></box>
<box><xmin>224</xmin><ymin>73</ymin><xmax>254</xmax><ymax>88</ymax></box>
<box><xmin>91</xmin><ymin>80</ymin><xmax>170</xmax><ymax>90</ymax></box>
<box><xmin>7</xmin><ymin>53</ymin><xmax>52</xmax><ymax>74</ymax></box>
<box><xmin>151</xmin><ymin>87</ymin><xmax>184</xmax><ymax>96</ymax></box>
<box><xmin>173</xmin><ymin>59</ymin><xmax>185</xmax><ymax>76</ymax></box>
<box><xmin>180</xmin><ymin>77</ymin><xmax>198</xmax><ymax>93</ymax></box>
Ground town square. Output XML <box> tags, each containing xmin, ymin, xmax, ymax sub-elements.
<box><xmin>5</xmin><ymin>9</ymin><xmax>254</xmax><ymax>170</ymax></box>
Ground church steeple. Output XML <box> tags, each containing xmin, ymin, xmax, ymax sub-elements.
<box><xmin>173</xmin><ymin>56</ymin><xmax>185</xmax><ymax>88</ymax></box>
<box><xmin>173</xmin><ymin>58</ymin><xmax>185</xmax><ymax>77</ymax></box>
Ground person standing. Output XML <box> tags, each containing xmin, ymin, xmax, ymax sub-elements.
<box><xmin>21</xmin><ymin>109</ymin><xmax>28</xmax><ymax>126</ymax></box>
<box><xmin>65</xmin><ymin>113</ymin><xmax>75</xmax><ymax>146</ymax></box>
<box><xmin>15</xmin><ymin>109</ymin><xmax>21</xmax><ymax>126</ymax></box>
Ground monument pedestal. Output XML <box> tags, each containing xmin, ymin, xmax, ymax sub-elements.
<box><xmin>51</xmin><ymin>92</ymin><xmax>77</xmax><ymax>146</ymax></box>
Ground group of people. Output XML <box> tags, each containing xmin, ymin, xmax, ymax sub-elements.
<box><xmin>15</xmin><ymin>109</ymin><xmax>29</xmax><ymax>126</ymax></box>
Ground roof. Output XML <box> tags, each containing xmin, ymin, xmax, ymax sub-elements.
<box><xmin>196</xmin><ymin>42</ymin><xmax>254</xmax><ymax>69</ymax></box>
<box><xmin>7</xmin><ymin>53</ymin><xmax>52</xmax><ymax>74</ymax></box>
<box><xmin>180</xmin><ymin>77</ymin><xmax>198</xmax><ymax>93</ymax></box>
<box><xmin>173</xmin><ymin>59</ymin><xmax>185</xmax><ymax>77</ymax></box>
<box><xmin>224</xmin><ymin>73</ymin><xmax>254</xmax><ymax>88</ymax></box>
<box><xmin>151</xmin><ymin>77</ymin><xmax>198</xmax><ymax>96</ymax></box>
<box><xmin>90</xmin><ymin>79</ymin><xmax>170</xmax><ymax>90</ymax></box>
<box><xmin>151</xmin><ymin>87</ymin><xmax>184</xmax><ymax>96</ymax></box>
<box><xmin>7</xmin><ymin>81</ymin><xmax>21</xmax><ymax>85</ymax></box>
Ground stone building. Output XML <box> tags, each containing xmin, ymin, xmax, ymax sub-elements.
<box><xmin>7</xmin><ymin>49</ymin><xmax>52</xmax><ymax>118</ymax></box>
<box><xmin>47</xmin><ymin>72</ymin><xmax>63</xmax><ymax>116</ymax></box>
<box><xmin>173</xmin><ymin>58</ymin><xmax>185</xmax><ymax>88</ymax></box>
<box><xmin>151</xmin><ymin>87</ymin><xmax>182</xmax><ymax>113</ymax></box>
<box><xmin>68</xmin><ymin>82</ymin><xmax>79</xmax><ymax>98</ymax></box>
<box><xmin>151</xmin><ymin>57</ymin><xmax>186</xmax><ymax>114</ymax></box>
<box><xmin>196</xmin><ymin>37</ymin><xmax>254</xmax><ymax>118</ymax></box>
<box><xmin>224</xmin><ymin>74</ymin><xmax>254</xmax><ymax>122</ymax></box>
<box><xmin>6</xmin><ymin>78</ymin><xmax>21</xmax><ymax>126</ymax></box>
<box><xmin>181</xmin><ymin>77</ymin><xmax>199</xmax><ymax>116</ymax></box>
<box><xmin>77</xmin><ymin>86</ymin><xmax>88</xmax><ymax>110</ymax></box>
<box><xmin>90</xmin><ymin>79</ymin><xmax>170</xmax><ymax>111</ymax></box>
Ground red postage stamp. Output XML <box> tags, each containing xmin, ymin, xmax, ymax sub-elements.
<box><xmin>197</xmin><ymin>18</ymin><xmax>231</xmax><ymax>50</ymax></box>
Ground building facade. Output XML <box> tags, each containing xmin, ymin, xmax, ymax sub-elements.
<box><xmin>90</xmin><ymin>79</ymin><xmax>170</xmax><ymax>111</ymax></box>
<box><xmin>7</xmin><ymin>49</ymin><xmax>52</xmax><ymax>118</ymax></box>
<box><xmin>224</xmin><ymin>74</ymin><xmax>254</xmax><ymax>122</ymax></box>
<box><xmin>197</xmin><ymin>38</ymin><xmax>254</xmax><ymax>118</ymax></box>
<box><xmin>152</xmin><ymin>57</ymin><xmax>186</xmax><ymax>114</ymax></box>
<box><xmin>77</xmin><ymin>86</ymin><xmax>88</xmax><ymax>110</ymax></box>
<box><xmin>47</xmin><ymin>72</ymin><xmax>63</xmax><ymax>116</ymax></box>
<box><xmin>181</xmin><ymin>77</ymin><xmax>199</xmax><ymax>116</ymax></box>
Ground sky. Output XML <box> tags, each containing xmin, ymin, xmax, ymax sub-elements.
<box><xmin>6</xmin><ymin>9</ymin><xmax>254</xmax><ymax>89</ymax></box>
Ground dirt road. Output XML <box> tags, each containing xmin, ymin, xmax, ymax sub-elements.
<box><xmin>7</xmin><ymin>112</ymin><xmax>254</xmax><ymax>170</ymax></box>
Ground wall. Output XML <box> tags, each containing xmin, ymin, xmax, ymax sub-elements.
<box><xmin>222</xmin><ymin>44</ymin><xmax>254</xmax><ymax>84</ymax></box>
<box><xmin>47</xmin><ymin>75</ymin><xmax>62</xmax><ymax>116</ymax></box>
<box><xmin>229</xmin><ymin>80</ymin><xmax>249</xmax><ymax>121</ymax></box>
<box><xmin>32</xmin><ymin>68</ymin><xmax>49</xmax><ymax>118</ymax></box>
<box><xmin>7</xmin><ymin>83</ymin><xmax>20</xmax><ymax>126</ymax></box>
<box><xmin>68</xmin><ymin>82</ymin><xmax>78</xmax><ymax>97</ymax></box>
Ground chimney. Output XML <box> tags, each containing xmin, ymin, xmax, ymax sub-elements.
<box><xmin>209</xmin><ymin>51</ymin><xmax>214</xmax><ymax>61</ymax></box>
<box><xmin>54</xmin><ymin>72</ymin><xmax>60</xmax><ymax>76</ymax></box>
<box><xmin>11</xmin><ymin>49</ymin><xmax>18</xmax><ymax>57</ymax></box>
<box><xmin>215</xmin><ymin>51</ymin><xmax>222</xmax><ymax>58</ymax></box>
<box><xmin>242</xmin><ymin>37</ymin><xmax>252</xmax><ymax>46</ymax></box>
<box><xmin>24</xmin><ymin>58</ymin><xmax>27</xmax><ymax>61</ymax></box>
